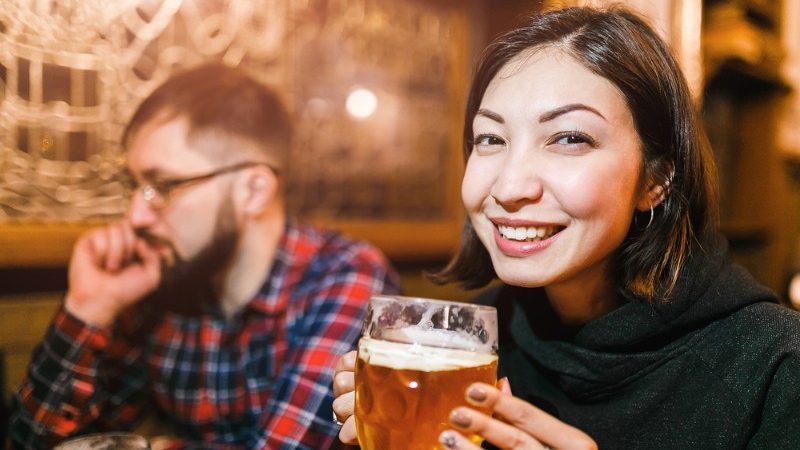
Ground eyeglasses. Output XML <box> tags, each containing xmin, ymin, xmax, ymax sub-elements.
<box><xmin>123</xmin><ymin>161</ymin><xmax>278</xmax><ymax>210</ymax></box>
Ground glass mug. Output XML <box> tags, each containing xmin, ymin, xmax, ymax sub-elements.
<box><xmin>355</xmin><ymin>295</ymin><xmax>498</xmax><ymax>450</ymax></box>
<box><xmin>53</xmin><ymin>432</ymin><xmax>150</xmax><ymax>450</ymax></box>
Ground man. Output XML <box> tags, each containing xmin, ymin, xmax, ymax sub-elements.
<box><xmin>9</xmin><ymin>63</ymin><xmax>399</xmax><ymax>449</ymax></box>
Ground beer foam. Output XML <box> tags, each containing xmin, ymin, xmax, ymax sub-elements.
<box><xmin>384</xmin><ymin>325</ymin><xmax>493</xmax><ymax>351</ymax></box>
<box><xmin>359</xmin><ymin>338</ymin><xmax>497</xmax><ymax>371</ymax></box>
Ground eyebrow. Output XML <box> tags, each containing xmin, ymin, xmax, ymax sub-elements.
<box><xmin>475</xmin><ymin>103</ymin><xmax>607</xmax><ymax>125</ymax></box>
<box><xmin>538</xmin><ymin>103</ymin><xmax>606</xmax><ymax>123</ymax></box>
<box><xmin>475</xmin><ymin>108</ymin><xmax>505</xmax><ymax>124</ymax></box>
<box><xmin>138</xmin><ymin>168</ymin><xmax>172</xmax><ymax>180</ymax></box>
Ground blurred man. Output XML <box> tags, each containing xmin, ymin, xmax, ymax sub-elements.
<box><xmin>9</xmin><ymin>63</ymin><xmax>399</xmax><ymax>449</ymax></box>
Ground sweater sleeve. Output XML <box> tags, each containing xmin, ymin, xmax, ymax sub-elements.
<box><xmin>8</xmin><ymin>306</ymin><xmax>150</xmax><ymax>449</ymax></box>
<box><xmin>747</xmin><ymin>353</ymin><xmax>800</xmax><ymax>449</ymax></box>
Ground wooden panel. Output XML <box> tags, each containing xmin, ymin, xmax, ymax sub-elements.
<box><xmin>0</xmin><ymin>223</ymin><xmax>94</xmax><ymax>268</ymax></box>
<box><xmin>0</xmin><ymin>219</ymin><xmax>461</xmax><ymax>269</ymax></box>
<box><xmin>322</xmin><ymin>219</ymin><xmax>461</xmax><ymax>262</ymax></box>
<box><xmin>0</xmin><ymin>293</ymin><xmax>62</xmax><ymax>397</ymax></box>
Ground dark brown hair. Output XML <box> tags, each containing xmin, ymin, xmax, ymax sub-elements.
<box><xmin>433</xmin><ymin>6</ymin><xmax>719</xmax><ymax>302</ymax></box>
<box><xmin>122</xmin><ymin>62</ymin><xmax>292</xmax><ymax>168</ymax></box>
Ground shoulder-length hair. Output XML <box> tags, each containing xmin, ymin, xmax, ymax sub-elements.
<box><xmin>433</xmin><ymin>6</ymin><xmax>719</xmax><ymax>302</ymax></box>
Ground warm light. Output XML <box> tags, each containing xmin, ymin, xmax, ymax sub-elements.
<box><xmin>345</xmin><ymin>88</ymin><xmax>378</xmax><ymax>119</ymax></box>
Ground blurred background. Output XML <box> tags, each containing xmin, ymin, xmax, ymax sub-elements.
<box><xmin>1</xmin><ymin>0</ymin><xmax>800</xmax><ymax>401</ymax></box>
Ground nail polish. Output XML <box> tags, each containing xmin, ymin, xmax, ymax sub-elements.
<box><xmin>450</xmin><ymin>409</ymin><xmax>472</xmax><ymax>428</ymax></box>
<box><xmin>439</xmin><ymin>431</ymin><xmax>458</xmax><ymax>449</ymax></box>
<box><xmin>467</xmin><ymin>385</ymin><xmax>487</xmax><ymax>403</ymax></box>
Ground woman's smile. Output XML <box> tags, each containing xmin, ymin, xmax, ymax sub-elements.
<box><xmin>491</xmin><ymin>219</ymin><xmax>565</xmax><ymax>257</ymax></box>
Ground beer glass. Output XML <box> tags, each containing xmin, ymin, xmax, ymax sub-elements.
<box><xmin>355</xmin><ymin>295</ymin><xmax>498</xmax><ymax>450</ymax></box>
<box><xmin>53</xmin><ymin>432</ymin><xmax>150</xmax><ymax>450</ymax></box>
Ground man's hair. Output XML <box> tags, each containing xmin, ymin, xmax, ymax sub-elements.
<box><xmin>122</xmin><ymin>62</ymin><xmax>292</xmax><ymax>169</ymax></box>
<box><xmin>432</xmin><ymin>6</ymin><xmax>719</xmax><ymax>302</ymax></box>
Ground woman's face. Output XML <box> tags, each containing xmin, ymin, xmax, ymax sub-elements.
<box><xmin>463</xmin><ymin>48</ymin><xmax>653</xmax><ymax>294</ymax></box>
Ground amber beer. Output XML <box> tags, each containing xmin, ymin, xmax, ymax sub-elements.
<box><xmin>355</xmin><ymin>337</ymin><xmax>498</xmax><ymax>450</ymax></box>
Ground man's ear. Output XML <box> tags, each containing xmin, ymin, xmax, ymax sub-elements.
<box><xmin>238</xmin><ymin>170</ymin><xmax>278</xmax><ymax>216</ymax></box>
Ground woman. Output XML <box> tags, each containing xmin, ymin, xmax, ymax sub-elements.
<box><xmin>333</xmin><ymin>6</ymin><xmax>800</xmax><ymax>449</ymax></box>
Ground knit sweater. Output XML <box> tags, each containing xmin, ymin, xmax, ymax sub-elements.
<box><xmin>477</xmin><ymin>235</ymin><xmax>800</xmax><ymax>449</ymax></box>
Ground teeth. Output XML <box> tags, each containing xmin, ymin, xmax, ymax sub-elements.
<box><xmin>497</xmin><ymin>225</ymin><xmax>558</xmax><ymax>242</ymax></box>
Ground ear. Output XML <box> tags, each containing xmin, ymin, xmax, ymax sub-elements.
<box><xmin>636</xmin><ymin>178</ymin><xmax>669</xmax><ymax>212</ymax></box>
<box><xmin>235</xmin><ymin>169</ymin><xmax>278</xmax><ymax>217</ymax></box>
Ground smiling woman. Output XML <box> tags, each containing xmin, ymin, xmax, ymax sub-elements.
<box><xmin>333</xmin><ymin>5</ymin><xmax>800</xmax><ymax>450</ymax></box>
<box><xmin>461</xmin><ymin>47</ymin><xmax>648</xmax><ymax>319</ymax></box>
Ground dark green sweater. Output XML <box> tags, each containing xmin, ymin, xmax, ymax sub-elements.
<box><xmin>478</xmin><ymin>237</ymin><xmax>800</xmax><ymax>449</ymax></box>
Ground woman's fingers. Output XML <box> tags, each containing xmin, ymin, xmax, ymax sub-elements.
<box><xmin>338</xmin><ymin>415</ymin><xmax>358</xmax><ymax>445</ymax></box>
<box><xmin>335</xmin><ymin>351</ymin><xmax>357</xmax><ymax>373</ymax></box>
<box><xmin>332</xmin><ymin>370</ymin><xmax>354</xmax><ymax>398</ymax></box>
<box><xmin>332</xmin><ymin>391</ymin><xmax>355</xmax><ymax>422</ymax></box>
<box><xmin>333</xmin><ymin>351</ymin><xmax>358</xmax><ymax>444</ymax></box>
<box><xmin>497</xmin><ymin>376</ymin><xmax>512</xmax><ymax>395</ymax></box>
<box><xmin>462</xmin><ymin>383</ymin><xmax>596</xmax><ymax>450</ymax></box>
<box><xmin>448</xmin><ymin>406</ymin><xmax>549</xmax><ymax>450</ymax></box>
<box><xmin>438</xmin><ymin>429</ymin><xmax>484</xmax><ymax>450</ymax></box>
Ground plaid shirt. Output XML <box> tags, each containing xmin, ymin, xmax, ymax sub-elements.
<box><xmin>10</xmin><ymin>221</ymin><xmax>400</xmax><ymax>449</ymax></box>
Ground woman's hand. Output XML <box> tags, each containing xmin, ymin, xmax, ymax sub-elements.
<box><xmin>332</xmin><ymin>350</ymin><xmax>358</xmax><ymax>444</ymax></box>
<box><xmin>439</xmin><ymin>382</ymin><xmax>597</xmax><ymax>450</ymax></box>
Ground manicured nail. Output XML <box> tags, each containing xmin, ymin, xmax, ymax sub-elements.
<box><xmin>467</xmin><ymin>385</ymin><xmax>487</xmax><ymax>403</ymax></box>
<box><xmin>439</xmin><ymin>431</ymin><xmax>459</xmax><ymax>449</ymax></box>
<box><xmin>450</xmin><ymin>408</ymin><xmax>471</xmax><ymax>428</ymax></box>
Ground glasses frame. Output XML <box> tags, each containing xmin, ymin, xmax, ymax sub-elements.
<box><xmin>127</xmin><ymin>161</ymin><xmax>278</xmax><ymax>210</ymax></box>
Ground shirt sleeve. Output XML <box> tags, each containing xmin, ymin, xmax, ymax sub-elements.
<box><xmin>9</xmin><ymin>305</ymin><xmax>150</xmax><ymax>449</ymax></box>
<box><xmin>257</xmin><ymin>243</ymin><xmax>400</xmax><ymax>450</ymax></box>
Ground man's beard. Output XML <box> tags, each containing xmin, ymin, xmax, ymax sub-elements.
<box><xmin>136</xmin><ymin>201</ymin><xmax>239</xmax><ymax>315</ymax></box>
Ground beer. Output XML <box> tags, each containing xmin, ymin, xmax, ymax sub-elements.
<box><xmin>355</xmin><ymin>337</ymin><xmax>498</xmax><ymax>450</ymax></box>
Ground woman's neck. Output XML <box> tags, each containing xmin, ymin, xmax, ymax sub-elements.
<box><xmin>543</xmin><ymin>270</ymin><xmax>620</xmax><ymax>327</ymax></box>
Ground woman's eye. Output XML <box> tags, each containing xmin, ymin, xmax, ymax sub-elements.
<box><xmin>474</xmin><ymin>134</ymin><xmax>505</xmax><ymax>146</ymax></box>
<box><xmin>552</xmin><ymin>131</ymin><xmax>595</xmax><ymax>147</ymax></box>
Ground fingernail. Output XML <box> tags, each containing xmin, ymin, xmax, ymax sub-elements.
<box><xmin>467</xmin><ymin>385</ymin><xmax>487</xmax><ymax>403</ymax></box>
<box><xmin>439</xmin><ymin>431</ymin><xmax>459</xmax><ymax>449</ymax></box>
<box><xmin>450</xmin><ymin>408</ymin><xmax>471</xmax><ymax>428</ymax></box>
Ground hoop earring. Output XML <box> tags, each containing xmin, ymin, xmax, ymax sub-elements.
<box><xmin>634</xmin><ymin>206</ymin><xmax>655</xmax><ymax>229</ymax></box>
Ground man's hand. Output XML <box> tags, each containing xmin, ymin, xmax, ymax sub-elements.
<box><xmin>64</xmin><ymin>221</ymin><xmax>162</xmax><ymax>328</ymax></box>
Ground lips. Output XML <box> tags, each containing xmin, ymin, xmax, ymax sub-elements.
<box><xmin>134</xmin><ymin>228</ymin><xmax>177</xmax><ymax>265</ymax></box>
<box><xmin>134</xmin><ymin>228</ymin><xmax>171</xmax><ymax>248</ymax></box>
<box><xmin>490</xmin><ymin>220</ymin><xmax>564</xmax><ymax>257</ymax></box>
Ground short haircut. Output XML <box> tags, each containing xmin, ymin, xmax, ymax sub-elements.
<box><xmin>122</xmin><ymin>62</ymin><xmax>292</xmax><ymax>170</ymax></box>
<box><xmin>433</xmin><ymin>6</ymin><xmax>719</xmax><ymax>302</ymax></box>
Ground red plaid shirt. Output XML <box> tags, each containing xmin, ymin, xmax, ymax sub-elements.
<box><xmin>10</xmin><ymin>221</ymin><xmax>400</xmax><ymax>449</ymax></box>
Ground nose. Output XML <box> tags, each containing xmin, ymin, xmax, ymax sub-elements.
<box><xmin>126</xmin><ymin>188</ymin><xmax>159</xmax><ymax>228</ymax></box>
<box><xmin>489</xmin><ymin>151</ymin><xmax>544</xmax><ymax>209</ymax></box>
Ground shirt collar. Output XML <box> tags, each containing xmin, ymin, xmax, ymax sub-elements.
<box><xmin>246</xmin><ymin>219</ymin><xmax>318</xmax><ymax>316</ymax></box>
